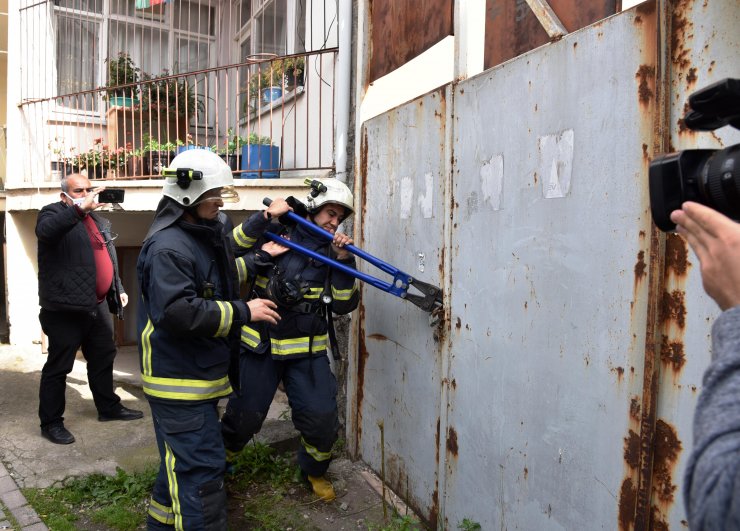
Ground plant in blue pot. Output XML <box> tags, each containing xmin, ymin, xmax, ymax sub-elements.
<box><xmin>104</xmin><ymin>53</ymin><xmax>140</xmax><ymax>108</ymax></box>
<box><xmin>239</xmin><ymin>133</ymin><xmax>280</xmax><ymax>179</ymax></box>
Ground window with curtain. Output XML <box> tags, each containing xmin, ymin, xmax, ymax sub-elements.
<box><xmin>53</xmin><ymin>0</ymin><xmax>215</xmax><ymax>114</ymax></box>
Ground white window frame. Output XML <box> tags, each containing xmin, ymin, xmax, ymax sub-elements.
<box><xmin>51</xmin><ymin>0</ymin><xmax>216</xmax><ymax>122</ymax></box>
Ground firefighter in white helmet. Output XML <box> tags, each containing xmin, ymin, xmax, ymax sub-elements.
<box><xmin>137</xmin><ymin>149</ymin><xmax>280</xmax><ymax>529</ymax></box>
<box><xmin>221</xmin><ymin>179</ymin><xmax>359</xmax><ymax>502</ymax></box>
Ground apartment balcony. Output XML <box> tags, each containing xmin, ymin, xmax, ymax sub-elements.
<box><xmin>12</xmin><ymin>0</ymin><xmax>341</xmax><ymax>211</ymax></box>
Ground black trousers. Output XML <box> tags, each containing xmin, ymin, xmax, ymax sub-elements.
<box><xmin>38</xmin><ymin>301</ymin><xmax>121</xmax><ymax>428</ymax></box>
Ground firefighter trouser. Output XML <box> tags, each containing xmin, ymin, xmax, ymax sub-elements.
<box><xmin>146</xmin><ymin>400</ymin><xmax>227</xmax><ymax>531</ymax></box>
<box><xmin>221</xmin><ymin>352</ymin><xmax>339</xmax><ymax>477</ymax></box>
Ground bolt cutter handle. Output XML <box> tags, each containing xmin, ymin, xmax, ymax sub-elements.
<box><xmin>263</xmin><ymin>197</ymin><xmax>443</xmax><ymax>312</ymax></box>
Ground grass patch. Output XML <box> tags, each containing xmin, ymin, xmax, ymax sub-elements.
<box><xmin>227</xmin><ymin>442</ymin><xmax>319</xmax><ymax>530</ymax></box>
<box><xmin>23</xmin><ymin>466</ymin><xmax>156</xmax><ymax>531</ymax></box>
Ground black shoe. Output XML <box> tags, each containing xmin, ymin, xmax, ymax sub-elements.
<box><xmin>41</xmin><ymin>424</ymin><xmax>75</xmax><ymax>444</ymax></box>
<box><xmin>98</xmin><ymin>405</ymin><xmax>144</xmax><ymax>422</ymax></box>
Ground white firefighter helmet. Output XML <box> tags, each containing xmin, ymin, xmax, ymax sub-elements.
<box><xmin>305</xmin><ymin>179</ymin><xmax>354</xmax><ymax>220</ymax></box>
<box><xmin>162</xmin><ymin>149</ymin><xmax>239</xmax><ymax>207</ymax></box>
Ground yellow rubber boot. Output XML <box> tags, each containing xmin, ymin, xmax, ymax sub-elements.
<box><xmin>307</xmin><ymin>475</ymin><xmax>336</xmax><ymax>501</ymax></box>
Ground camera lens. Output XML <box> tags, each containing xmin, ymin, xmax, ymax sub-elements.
<box><xmin>700</xmin><ymin>143</ymin><xmax>740</xmax><ymax>220</ymax></box>
<box><xmin>649</xmin><ymin>144</ymin><xmax>740</xmax><ymax>232</ymax></box>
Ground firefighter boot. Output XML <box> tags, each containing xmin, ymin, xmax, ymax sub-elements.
<box><xmin>307</xmin><ymin>475</ymin><xmax>336</xmax><ymax>501</ymax></box>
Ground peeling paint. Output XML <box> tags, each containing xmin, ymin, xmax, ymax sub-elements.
<box><xmin>662</xmin><ymin>289</ymin><xmax>687</xmax><ymax>329</ymax></box>
<box><xmin>480</xmin><ymin>154</ymin><xmax>504</xmax><ymax>210</ymax></box>
<box><xmin>624</xmin><ymin>429</ymin><xmax>640</xmax><ymax>469</ymax></box>
<box><xmin>665</xmin><ymin>232</ymin><xmax>689</xmax><ymax>277</ymax></box>
<box><xmin>538</xmin><ymin>129</ymin><xmax>574</xmax><ymax>198</ymax></box>
<box><xmin>634</xmin><ymin>250</ymin><xmax>647</xmax><ymax>280</ymax></box>
<box><xmin>619</xmin><ymin>477</ymin><xmax>637</xmax><ymax>531</ymax></box>
<box><xmin>636</xmin><ymin>64</ymin><xmax>656</xmax><ymax>104</ymax></box>
<box><xmin>660</xmin><ymin>334</ymin><xmax>686</xmax><ymax>372</ymax></box>
<box><xmin>446</xmin><ymin>427</ymin><xmax>458</xmax><ymax>457</ymax></box>
<box><xmin>652</xmin><ymin>419</ymin><xmax>682</xmax><ymax>504</ymax></box>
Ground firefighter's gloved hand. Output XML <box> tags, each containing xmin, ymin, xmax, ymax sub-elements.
<box><xmin>279</xmin><ymin>196</ymin><xmax>309</xmax><ymax>225</ymax></box>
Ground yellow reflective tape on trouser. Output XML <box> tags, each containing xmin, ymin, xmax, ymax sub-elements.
<box><xmin>164</xmin><ymin>441</ymin><xmax>183</xmax><ymax>530</ymax></box>
<box><xmin>240</xmin><ymin>325</ymin><xmax>261</xmax><ymax>348</ymax></box>
<box><xmin>301</xmin><ymin>436</ymin><xmax>332</xmax><ymax>462</ymax></box>
<box><xmin>270</xmin><ymin>335</ymin><xmax>328</xmax><ymax>356</ymax></box>
<box><xmin>148</xmin><ymin>498</ymin><xmax>175</xmax><ymax>526</ymax></box>
<box><xmin>214</xmin><ymin>301</ymin><xmax>233</xmax><ymax>337</ymax></box>
<box><xmin>142</xmin><ymin>374</ymin><xmax>232</xmax><ymax>401</ymax></box>
<box><xmin>232</xmin><ymin>225</ymin><xmax>257</xmax><ymax>249</ymax></box>
<box><xmin>332</xmin><ymin>284</ymin><xmax>358</xmax><ymax>301</ymax></box>
<box><xmin>141</xmin><ymin>318</ymin><xmax>155</xmax><ymax>376</ymax></box>
<box><xmin>235</xmin><ymin>256</ymin><xmax>248</xmax><ymax>284</ymax></box>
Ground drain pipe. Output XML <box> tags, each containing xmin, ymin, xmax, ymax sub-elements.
<box><xmin>334</xmin><ymin>0</ymin><xmax>352</xmax><ymax>183</ymax></box>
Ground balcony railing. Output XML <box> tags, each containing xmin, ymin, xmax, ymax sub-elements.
<box><xmin>19</xmin><ymin>49</ymin><xmax>337</xmax><ymax>183</ymax></box>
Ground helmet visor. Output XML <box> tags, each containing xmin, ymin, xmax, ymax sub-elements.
<box><xmin>191</xmin><ymin>186</ymin><xmax>240</xmax><ymax>206</ymax></box>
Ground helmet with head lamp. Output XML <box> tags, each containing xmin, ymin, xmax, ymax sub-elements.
<box><xmin>161</xmin><ymin>149</ymin><xmax>239</xmax><ymax>207</ymax></box>
<box><xmin>305</xmin><ymin>179</ymin><xmax>354</xmax><ymax>221</ymax></box>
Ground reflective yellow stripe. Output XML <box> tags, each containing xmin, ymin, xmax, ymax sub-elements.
<box><xmin>332</xmin><ymin>284</ymin><xmax>357</xmax><ymax>301</ymax></box>
<box><xmin>240</xmin><ymin>325</ymin><xmax>261</xmax><ymax>348</ymax></box>
<box><xmin>255</xmin><ymin>276</ymin><xmax>268</xmax><ymax>289</ymax></box>
<box><xmin>304</xmin><ymin>288</ymin><xmax>323</xmax><ymax>300</ymax></box>
<box><xmin>233</xmin><ymin>225</ymin><xmax>257</xmax><ymax>249</ymax></box>
<box><xmin>214</xmin><ymin>301</ymin><xmax>233</xmax><ymax>337</ymax></box>
<box><xmin>270</xmin><ymin>335</ymin><xmax>328</xmax><ymax>356</ymax></box>
<box><xmin>142</xmin><ymin>374</ymin><xmax>232</xmax><ymax>401</ymax></box>
<box><xmin>301</xmin><ymin>436</ymin><xmax>332</xmax><ymax>462</ymax></box>
<box><xmin>148</xmin><ymin>498</ymin><xmax>175</xmax><ymax>525</ymax></box>
<box><xmin>164</xmin><ymin>442</ymin><xmax>183</xmax><ymax>530</ymax></box>
<box><xmin>235</xmin><ymin>256</ymin><xmax>248</xmax><ymax>284</ymax></box>
<box><xmin>141</xmin><ymin>319</ymin><xmax>154</xmax><ymax>376</ymax></box>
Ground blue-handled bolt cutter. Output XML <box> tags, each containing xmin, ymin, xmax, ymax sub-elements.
<box><xmin>262</xmin><ymin>197</ymin><xmax>443</xmax><ymax>313</ymax></box>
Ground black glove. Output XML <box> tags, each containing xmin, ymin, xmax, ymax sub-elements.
<box><xmin>279</xmin><ymin>196</ymin><xmax>310</xmax><ymax>225</ymax></box>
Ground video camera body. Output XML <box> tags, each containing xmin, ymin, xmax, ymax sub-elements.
<box><xmin>649</xmin><ymin>78</ymin><xmax>740</xmax><ymax>232</ymax></box>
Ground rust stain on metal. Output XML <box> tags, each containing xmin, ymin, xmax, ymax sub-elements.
<box><xmin>660</xmin><ymin>334</ymin><xmax>686</xmax><ymax>372</ymax></box>
<box><xmin>661</xmin><ymin>289</ymin><xmax>686</xmax><ymax>329</ymax></box>
<box><xmin>360</xmin><ymin>132</ymin><xmax>369</xmax><ymax>223</ymax></box>
<box><xmin>635</xmin><ymin>64</ymin><xmax>656</xmax><ymax>105</ymax></box>
<box><xmin>523</xmin><ymin>467</ymin><xmax>528</xmax><ymax>480</ymax></box>
<box><xmin>665</xmin><ymin>232</ymin><xmax>689</xmax><ymax>276</ymax></box>
<box><xmin>429</xmin><ymin>490</ymin><xmax>439</xmax><ymax>530</ymax></box>
<box><xmin>652</xmin><ymin>419</ymin><xmax>682</xmax><ymax>504</ymax></box>
<box><xmin>369</xmin><ymin>333</ymin><xmax>388</xmax><ymax>341</ymax></box>
<box><xmin>455</xmin><ymin>317</ymin><xmax>461</xmax><ymax>330</ymax></box>
<box><xmin>624</xmin><ymin>429</ymin><xmax>641</xmax><ymax>469</ymax></box>
<box><xmin>634</xmin><ymin>250</ymin><xmax>647</xmax><ymax>281</ymax></box>
<box><xmin>446</xmin><ymin>427</ymin><xmax>458</xmax><ymax>457</ymax></box>
<box><xmin>630</xmin><ymin>396</ymin><xmax>641</xmax><ymax>421</ymax></box>
<box><xmin>670</xmin><ymin>0</ymin><xmax>694</xmax><ymax>76</ymax></box>
<box><xmin>356</xmin><ymin>303</ymin><xmax>368</xmax><ymax>445</ymax></box>
<box><xmin>650</xmin><ymin>506</ymin><xmax>670</xmax><ymax>531</ymax></box>
<box><xmin>618</xmin><ymin>477</ymin><xmax>637</xmax><ymax>531</ymax></box>
<box><xmin>642</xmin><ymin>143</ymin><xmax>650</xmax><ymax>160</ymax></box>
<box><xmin>612</xmin><ymin>366</ymin><xmax>625</xmax><ymax>381</ymax></box>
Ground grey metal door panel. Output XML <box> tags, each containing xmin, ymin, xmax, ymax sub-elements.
<box><xmin>444</xmin><ymin>11</ymin><xmax>656</xmax><ymax>528</ymax></box>
<box><xmin>357</xmin><ymin>89</ymin><xmax>450</xmax><ymax>521</ymax></box>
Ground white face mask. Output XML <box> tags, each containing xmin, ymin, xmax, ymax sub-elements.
<box><xmin>63</xmin><ymin>192</ymin><xmax>86</xmax><ymax>207</ymax></box>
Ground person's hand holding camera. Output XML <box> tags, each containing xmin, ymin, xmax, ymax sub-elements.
<box><xmin>671</xmin><ymin>201</ymin><xmax>740</xmax><ymax>311</ymax></box>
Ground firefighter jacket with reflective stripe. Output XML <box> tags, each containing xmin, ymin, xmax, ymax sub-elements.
<box><xmin>231</xmin><ymin>211</ymin><xmax>358</xmax><ymax>360</ymax></box>
<box><xmin>137</xmin><ymin>218</ymin><xmax>250</xmax><ymax>403</ymax></box>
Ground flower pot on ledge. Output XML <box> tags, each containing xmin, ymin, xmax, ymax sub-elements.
<box><xmin>239</xmin><ymin>144</ymin><xmax>280</xmax><ymax>179</ymax></box>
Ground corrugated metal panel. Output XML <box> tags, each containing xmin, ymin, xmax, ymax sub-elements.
<box><xmin>445</xmin><ymin>8</ymin><xmax>655</xmax><ymax>529</ymax></box>
<box><xmin>484</xmin><ymin>0</ymin><xmax>617</xmax><ymax>70</ymax></box>
<box><xmin>368</xmin><ymin>0</ymin><xmax>453</xmax><ymax>82</ymax></box>
<box><xmin>356</xmin><ymin>1</ymin><xmax>739</xmax><ymax>529</ymax></box>
<box><xmin>355</xmin><ymin>88</ymin><xmax>450</xmax><ymax>528</ymax></box>
<box><xmin>649</xmin><ymin>1</ymin><xmax>740</xmax><ymax>529</ymax></box>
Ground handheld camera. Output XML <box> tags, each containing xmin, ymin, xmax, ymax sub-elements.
<box><xmin>649</xmin><ymin>78</ymin><xmax>740</xmax><ymax>232</ymax></box>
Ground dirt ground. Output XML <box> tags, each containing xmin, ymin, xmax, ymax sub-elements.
<box><xmin>226</xmin><ymin>456</ymin><xmax>421</xmax><ymax>530</ymax></box>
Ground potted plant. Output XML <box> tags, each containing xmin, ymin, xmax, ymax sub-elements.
<box><xmin>104</xmin><ymin>53</ymin><xmax>140</xmax><ymax>108</ymax></box>
<box><xmin>140</xmin><ymin>70</ymin><xmax>204</xmax><ymax>119</ymax></box>
<box><xmin>48</xmin><ymin>137</ymin><xmax>73</xmax><ymax>180</ymax></box>
<box><xmin>239</xmin><ymin>132</ymin><xmax>280</xmax><ymax>179</ymax></box>
<box><xmin>67</xmin><ymin>140</ymin><xmax>104</xmax><ymax>180</ymax></box>
<box><xmin>282</xmin><ymin>56</ymin><xmax>305</xmax><ymax>89</ymax></box>
<box><xmin>140</xmin><ymin>134</ymin><xmax>178</xmax><ymax>176</ymax></box>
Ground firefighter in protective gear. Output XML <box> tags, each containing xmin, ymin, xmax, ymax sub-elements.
<box><xmin>137</xmin><ymin>149</ymin><xmax>280</xmax><ymax>529</ymax></box>
<box><xmin>221</xmin><ymin>179</ymin><xmax>359</xmax><ymax>502</ymax></box>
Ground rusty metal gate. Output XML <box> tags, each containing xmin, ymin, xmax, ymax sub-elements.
<box><xmin>349</xmin><ymin>2</ymin><xmax>740</xmax><ymax>529</ymax></box>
